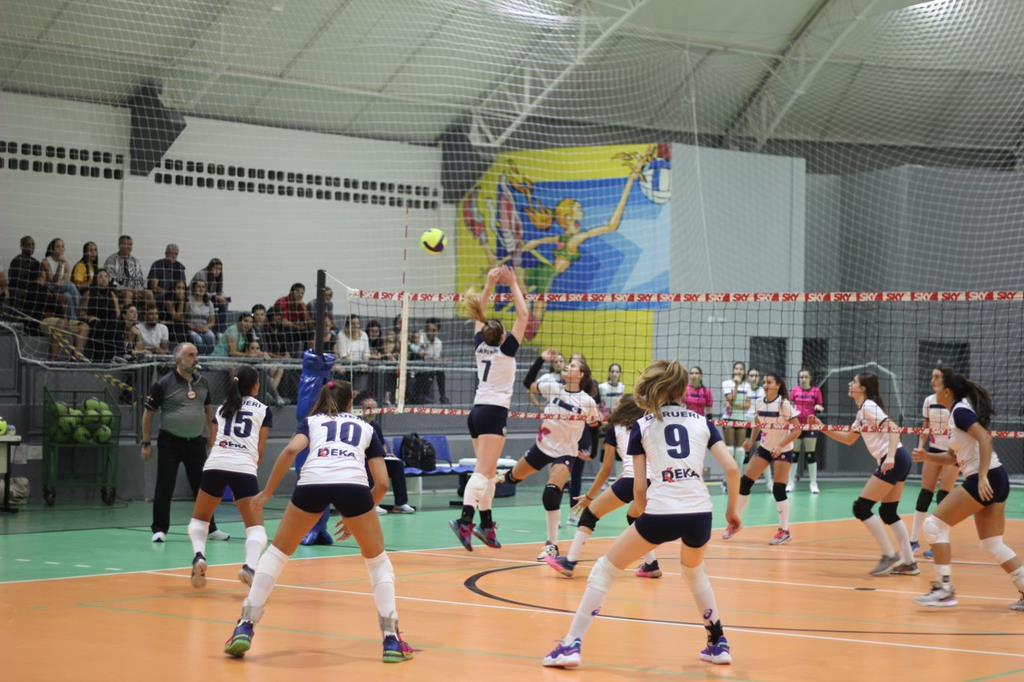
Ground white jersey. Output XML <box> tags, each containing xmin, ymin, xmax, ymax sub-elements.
<box><xmin>604</xmin><ymin>423</ymin><xmax>648</xmax><ymax>479</ymax></box>
<box><xmin>535</xmin><ymin>379</ymin><xmax>600</xmax><ymax>458</ymax></box>
<box><xmin>754</xmin><ymin>395</ymin><xmax>799</xmax><ymax>452</ymax></box>
<box><xmin>948</xmin><ymin>399</ymin><xmax>1002</xmax><ymax>477</ymax></box>
<box><xmin>296</xmin><ymin>412</ymin><xmax>385</xmax><ymax>487</ymax></box>
<box><xmin>721</xmin><ymin>379</ymin><xmax>753</xmax><ymax>419</ymax></box>
<box><xmin>853</xmin><ymin>399</ymin><xmax>893</xmax><ymax>464</ymax></box>
<box><xmin>745</xmin><ymin>386</ymin><xmax>765</xmax><ymax>420</ymax></box>
<box><xmin>599</xmin><ymin>381</ymin><xmax>625</xmax><ymax>411</ymax></box>
<box><xmin>922</xmin><ymin>393</ymin><xmax>950</xmax><ymax>450</ymax></box>
<box><xmin>473</xmin><ymin>331</ymin><xmax>520</xmax><ymax>409</ymax></box>
<box><xmin>628</xmin><ymin>405</ymin><xmax>722</xmax><ymax>515</ymax></box>
<box><xmin>205</xmin><ymin>397</ymin><xmax>273</xmax><ymax>475</ymax></box>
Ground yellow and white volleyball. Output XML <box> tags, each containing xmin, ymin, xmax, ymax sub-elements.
<box><xmin>420</xmin><ymin>228</ymin><xmax>448</xmax><ymax>254</ymax></box>
<box><xmin>639</xmin><ymin>157</ymin><xmax>671</xmax><ymax>204</ymax></box>
<box><xmin>0</xmin><ymin>417</ymin><xmax>8</xmax><ymax>436</ymax></box>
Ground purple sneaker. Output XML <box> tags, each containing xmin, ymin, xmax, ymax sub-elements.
<box><xmin>224</xmin><ymin>620</ymin><xmax>254</xmax><ymax>658</ymax></box>
<box><xmin>543</xmin><ymin>638</ymin><xmax>581</xmax><ymax>668</ymax></box>
<box><xmin>544</xmin><ymin>555</ymin><xmax>577</xmax><ymax>577</ymax></box>
<box><xmin>449</xmin><ymin>519</ymin><xmax>474</xmax><ymax>552</ymax></box>
<box><xmin>699</xmin><ymin>636</ymin><xmax>732</xmax><ymax>665</ymax></box>
<box><xmin>472</xmin><ymin>524</ymin><xmax>502</xmax><ymax>549</ymax></box>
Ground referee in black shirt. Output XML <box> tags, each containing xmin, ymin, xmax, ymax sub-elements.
<box><xmin>141</xmin><ymin>343</ymin><xmax>228</xmax><ymax>542</ymax></box>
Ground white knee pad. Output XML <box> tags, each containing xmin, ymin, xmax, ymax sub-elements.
<box><xmin>587</xmin><ymin>556</ymin><xmax>621</xmax><ymax>593</ymax></box>
<box><xmin>923</xmin><ymin>515</ymin><xmax>950</xmax><ymax>545</ymax></box>
<box><xmin>463</xmin><ymin>472</ymin><xmax>489</xmax><ymax>507</ymax></box>
<box><xmin>981</xmin><ymin>536</ymin><xmax>1017</xmax><ymax>565</ymax></box>
<box><xmin>682</xmin><ymin>564</ymin><xmax>711</xmax><ymax>594</ymax></box>
<box><xmin>365</xmin><ymin>551</ymin><xmax>395</xmax><ymax>588</ymax></box>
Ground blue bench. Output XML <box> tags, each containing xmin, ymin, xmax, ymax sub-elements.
<box><xmin>392</xmin><ymin>435</ymin><xmax>474</xmax><ymax>477</ymax></box>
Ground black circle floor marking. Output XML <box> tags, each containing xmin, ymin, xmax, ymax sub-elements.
<box><xmin>463</xmin><ymin>562</ymin><xmax>1023</xmax><ymax>638</ymax></box>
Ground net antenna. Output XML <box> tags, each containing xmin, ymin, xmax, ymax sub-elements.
<box><xmin>818</xmin><ymin>361</ymin><xmax>906</xmax><ymax>424</ymax></box>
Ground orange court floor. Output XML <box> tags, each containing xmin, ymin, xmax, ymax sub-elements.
<box><xmin>2</xmin><ymin>483</ymin><xmax>1024</xmax><ymax>681</ymax></box>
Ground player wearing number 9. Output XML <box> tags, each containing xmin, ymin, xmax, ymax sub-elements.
<box><xmin>543</xmin><ymin>360</ymin><xmax>742</xmax><ymax>670</ymax></box>
<box><xmin>224</xmin><ymin>379</ymin><xmax>414</xmax><ymax>662</ymax></box>
<box><xmin>189</xmin><ymin>366</ymin><xmax>273</xmax><ymax>590</ymax></box>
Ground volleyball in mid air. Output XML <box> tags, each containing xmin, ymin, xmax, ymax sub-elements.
<box><xmin>420</xmin><ymin>228</ymin><xmax>447</xmax><ymax>254</ymax></box>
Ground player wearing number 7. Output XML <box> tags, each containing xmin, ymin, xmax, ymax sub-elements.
<box><xmin>188</xmin><ymin>365</ymin><xmax>272</xmax><ymax>590</ymax></box>
<box><xmin>224</xmin><ymin>379</ymin><xmax>414</xmax><ymax>663</ymax></box>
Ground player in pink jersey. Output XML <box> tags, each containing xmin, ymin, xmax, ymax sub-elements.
<box><xmin>788</xmin><ymin>369</ymin><xmax>824</xmax><ymax>494</ymax></box>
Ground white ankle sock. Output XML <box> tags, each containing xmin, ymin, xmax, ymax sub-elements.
<box><xmin>546</xmin><ymin>509</ymin><xmax>560</xmax><ymax>545</ymax></box>
<box><xmin>889</xmin><ymin>519</ymin><xmax>913</xmax><ymax>563</ymax></box>
<box><xmin>776</xmin><ymin>499</ymin><xmax>790</xmax><ymax>531</ymax></box>
<box><xmin>643</xmin><ymin>550</ymin><xmax>657</xmax><ymax>564</ymax></box>
<box><xmin>863</xmin><ymin>516</ymin><xmax>896</xmax><ymax>556</ymax></box>
<box><xmin>365</xmin><ymin>551</ymin><xmax>398</xmax><ymax>637</ymax></box>
<box><xmin>567</xmin><ymin>529</ymin><xmax>590</xmax><ymax>562</ymax></box>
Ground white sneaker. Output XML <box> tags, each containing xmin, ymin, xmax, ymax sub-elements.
<box><xmin>785</xmin><ymin>481</ymin><xmax>795</xmax><ymax>493</ymax></box>
<box><xmin>392</xmin><ymin>504</ymin><xmax>416</xmax><ymax>514</ymax></box>
<box><xmin>536</xmin><ymin>542</ymin><xmax>559</xmax><ymax>561</ymax></box>
<box><xmin>567</xmin><ymin>512</ymin><xmax>580</xmax><ymax>527</ymax></box>
<box><xmin>810</xmin><ymin>482</ymin><xmax>820</xmax><ymax>495</ymax></box>
<box><xmin>151</xmin><ymin>531</ymin><xmax>166</xmax><ymax>543</ymax></box>
<box><xmin>914</xmin><ymin>583</ymin><xmax>958</xmax><ymax>607</ymax></box>
<box><xmin>375</xmin><ymin>506</ymin><xmax>388</xmax><ymax>515</ymax></box>
<box><xmin>209</xmin><ymin>529</ymin><xmax>231</xmax><ymax>541</ymax></box>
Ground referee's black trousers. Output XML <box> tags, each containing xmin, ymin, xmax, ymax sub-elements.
<box><xmin>151</xmin><ymin>430</ymin><xmax>217</xmax><ymax>534</ymax></box>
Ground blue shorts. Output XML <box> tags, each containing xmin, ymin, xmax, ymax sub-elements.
<box><xmin>611</xmin><ymin>476</ymin><xmax>650</xmax><ymax>504</ymax></box>
<box><xmin>633</xmin><ymin>512</ymin><xmax>713</xmax><ymax>548</ymax></box>
<box><xmin>199</xmin><ymin>469</ymin><xmax>259</xmax><ymax>500</ymax></box>
<box><xmin>872</xmin><ymin>446</ymin><xmax>912</xmax><ymax>484</ymax></box>
<box><xmin>523</xmin><ymin>444</ymin><xmax>573</xmax><ymax>471</ymax></box>
<box><xmin>291</xmin><ymin>483</ymin><xmax>374</xmax><ymax>517</ymax></box>
<box><xmin>962</xmin><ymin>466</ymin><xmax>1010</xmax><ymax>506</ymax></box>
<box><xmin>756</xmin><ymin>445</ymin><xmax>797</xmax><ymax>464</ymax></box>
<box><xmin>467</xmin><ymin>404</ymin><xmax>508</xmax><ymax>438</ymax></box>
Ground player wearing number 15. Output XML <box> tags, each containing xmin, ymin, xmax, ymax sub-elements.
<box><xmin>225</xmin><ymin>380</ymin><xmax>413</xmax><ymax>662</ymax></box>
<box><xmin>188</xmin><ymin>365</ymin><xmax>273</xmax><ymax>590</ymax></box>
<box><xmin>543</xmin><ymin>360</ymin><xmax>741</xmax><ymax>669</ymax></box>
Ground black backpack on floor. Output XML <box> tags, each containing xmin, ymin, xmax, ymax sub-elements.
<box><xmin>400</xmin><ymin>433</ymin><xmax>437</xmax><ymax>471</ymax></box>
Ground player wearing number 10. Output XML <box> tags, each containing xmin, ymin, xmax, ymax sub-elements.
<box><xmin>189</xmin><ymin>366</ymin><xmax>272</xmax><ymax>589</ymax></box>
<box><xmin>543</xmin><ymin>360</ymin><xmax>741</xmax><ymax>669</ymax></box>
<box><xmin>225</xmin><ymin>380</ymin><xmax>413</xmax><ymax>662</ymax></box>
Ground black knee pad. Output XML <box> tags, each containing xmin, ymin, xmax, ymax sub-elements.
<box><xmin>626</xmin><ymin>515</ymin><xmax>638</xmax><ymax>526</ymax></box>
<box><xmin>935</xmin><ymin>490</ymin><xmax>949</xmax><ymax>505</ymax></box>
<box><xmin>852</xmin><ymin>497</ymin><xmax>875</xmax><ymax>521</ymax></box>
<box><xmin>915</xmin><ymin>489</ymin><xmax>934</xmax><ymax>513</ymax></box>
<box><xmin>739</xmin><ymin>475</ymin><xmax>755</xmax><ymax>496</ymax></box>
<box><xmin>503</xmin><ymin>470</ymin><xmax>520</xmax><ymax>485</ymax></box>
<box><xmin>879</xmin><ymin>501</ymin><xmax>900</xmax><ymax>525</ymax></box>
<box><xmin>772</xmin><ymin>482</ymin><xmax>788</xmax><ymax>502</ymax></box>
<box><xmin>542</xmin><ymin>484</ymin><xmax>563</xmax><ymax>511</ymax></box>
<box><xmin>804</xmin><ymin>449</ymin><xmax>817</xmax><ymax>464</ymax></box>
<box><xmin>578</xmin><ymin>508</ymin><xmax>599</xmax><ymax>531</ymax></box>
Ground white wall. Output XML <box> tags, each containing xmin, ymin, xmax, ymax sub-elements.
<box><xmin>1</xmin><ymin>92</ymin><xmax>454</xmax><ymax>309</ymax></box>
<box><xmin>659</xmin><ymin>143</ymin><xmax>807</xmax><ymax>387</ymax></box>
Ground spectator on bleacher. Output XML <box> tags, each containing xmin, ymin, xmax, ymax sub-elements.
<box><xmin>186</xmin><ymin>279</ymin><xmax>216</xmax><ymax>355</ymax></box>
<box><xmin>71</xmin><ymin>241</ymin><xmax>98</xmax><ymax>291</ymax></box>
<box><xmin>162</xmin><ymin>280</ymin><xmax>190</xmax><ymax>346</ymax></box>
<box><xmin>0</xmin><ymin>259</ymin><xmax>9</xmax><ymax>315</ymax></box>
<box><xmin>263</xmin><ymin>304</ymin><xmax>293</xmax><ymax>357</ymax></box>
<box><xmin>191</xmin><ymin>258</ymin><xmax>229</xmax><ymax>332</ymax></box>
<box><xmin>335</xmin><ymin>314</ymin><xmax>371</xmax><ymax>361</ymax></box>
<box><xmin>598</xmin><ymin>362</ymin><xmax>625</xmax><ymax>412</ymax></box>
<box><xmin>79</xmin><ymin>268</ymin><xmax>122</xmax><ymax>362</ymax></box>
<box><xmin>365</xmin><ymin>319</ymin><xmax>385</xmax><ymax>359</ymax></box>
<box><xmin>358</xmin><ymin>392</ymin><xmax>415</xmax><ymax>514</ymax></box>
<box><xmin>136</xmin><ymin>305</ymin><xmax>170</xmax><ymax>355</ymax></box>
<box><xmin>42</xmin><ymin>238</ymin><xmax>80</xmax><ymax>321</ymax></box>
<box><xmin>412</xmin><ymin>317</ymin><xmax>449</xmax><ymax>404</ymax></box>
<box><xmin>8</xmin><ymin>235</ymin><xmax>44</xmax><ymax>321</ymax></box>
<box><xmin>147</xmin><ymin>243</ymin><xmax>187</xmax><ymax>299</ymax></box>
<box><xmin>121</xmin><ymin>304</ymin><xmax>144</xmax><ymax>358</ymax></box>
<box><xmin>275</xmin><ymin>282</ymin><xmax>313</xmax><ymax>354</ymax></box>
<box><xmin>306</xmin><ymin>286</ymin><xmax>336</xmax><ymax>342</ymax></box>
<box><xmin>213</xmin><ymin>312</ymin><xmax>254</xmax><ymax>357</ymax></box>
<box><xmin>103</xmin><ymin>235</ymin><xmax>153</xmax><ymax>308</ymax></box>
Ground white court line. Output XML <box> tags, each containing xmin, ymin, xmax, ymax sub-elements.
<box><xmin>149</xmin><ymin>571</ymin><xmax>1024</xmax><ymax>660</ymax></box>
<box><xmin>408</xmin><ymin>549</ymin><xmax>1018</xmax><ymax>603</ymax></box>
